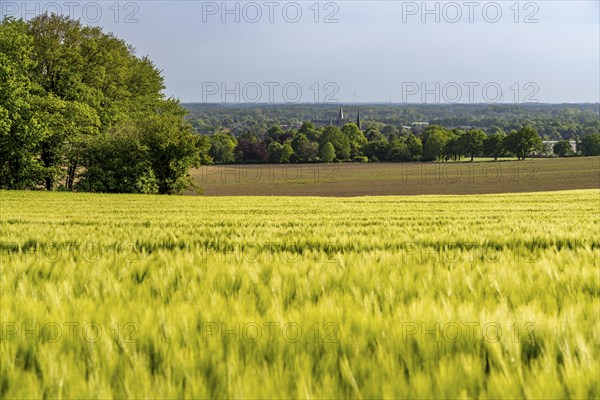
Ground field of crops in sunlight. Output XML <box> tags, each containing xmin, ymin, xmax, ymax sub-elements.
<box><xmin>1</xmin><ymin>190</ymin><xmax>599</xmax><ymax>398</ymax></box>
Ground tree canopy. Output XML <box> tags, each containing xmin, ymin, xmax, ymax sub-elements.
<box><xmin>0</xmin><ymin>15</ymin><xmax>203</xmax><ymax>193</ymax></box>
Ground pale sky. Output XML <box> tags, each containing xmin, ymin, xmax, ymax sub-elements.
<box><xmin>3</xmin><ymin>1</ymin><xmax>600</xmax><ymax>103</ymax></box>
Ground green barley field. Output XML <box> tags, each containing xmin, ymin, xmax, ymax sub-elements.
<box><xmin>1</xmin><ymin>189</ymin><xmax>599</xmax><ymax>399</ymax></box>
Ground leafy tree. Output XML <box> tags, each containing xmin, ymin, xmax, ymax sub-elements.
<box><xmin>487</xmin><ymin>126</ymin><xmax>505</xmax><ymax>135</ymax></box>
<box><xmin>0</xmin><ymin>14</ymin><xmax>204</xmax><ymax>193</ymax></box>
<box><xmin>459</xmin><ymin>129</ymin><xmax>486</xmax><ymax>161</ymax></box>
<box><xmin>299</xmin><ymin>121</ymin><xmax>321</xmax><ymax>142</ymax></box>
<box><xmin>341</xmin><ymin>123</ymin><xmax>367</xmax><ymax>158</ymax></box>
<box><xmin>31</xmin><ymin>94</ymin><xmax>100</xmax><ymax>189</ymax></box>
<box><xmin>484</xmin><ymin>131</ymin><xmax>506</xmax><ymax>160</ymax></box>
<box><xmin>236</xmin><ymin>139</ymin><xmax>268</xmax><ymax>163</ymax></box>
<box><xmin>139</xmin><ymin>114</ymin><xmax>202</xmax><ymax>194</ymax></box>
<box><xmin>580</xmin><ymin>133</ymin><xmax>600</xmax><ymax>156</ymax></box>
<box><xmin>268</xmin><ymin>142</ymin><xmax>283</xmax><ymax>163</ymax></box>
<box><xmin>540</xmin><ymin>142</ymin><xmax>554</xmax><ymax>158</ymax></box>
<box><xmin>443</xmin><ymin>134</ymin><xmax>462</xmax><ymax>162</ymax></box>
<box><xmin>265</xmin><ymin>125</ymin><xmax>285</xmax><ymax>143</ymax></box>
<box><xmin>209</xmin><ymin>133</ymin><xmax>238</xmax><ymax>163</ymax></box>
<box><xmin>504</xmin><ymin>126</ymin><xmax>542</xmax><ymax>160</ymax></box>
<box><xmin>423</xmin><ymin>127</ymin><xmax>450</xmax><ymax>161</ymax></box>
<box><xmin>387</xmin><ymin>139</ymin><xmax>411</xmax><ymax>162</ymax></box>
<box><xmin>280</xmin><ymin>143</ymin><xmax>294</xmax><ymax>163</ymax></box>
<box><xmin>405</xmin><ymin>134</ymin><xmax>423</xmax><ymax>160</ymax></box>
<box><xmin>268</xmin><ymin>141</ymin><xmax>294</xmax><ymax>163</ymax></box>
<box><xmin>553</xmin><ymin>140</ymin><xmax>575</xmax><ymax>157</ymax></box>
<box><xmin>319</xmin><ymin>126</ymin><xmax>350</xmax><ymax>160</ymax></box>
<box><xmin>0</xmin><ymin>18</ymin><xmax>45</xmax><ymax>189</ymax></box>
<box><xmin>381</xmin><ymin>125</ymin><xmax>400</xmax><ymax>137</ymax></box>
<box><xmin>26</xmin><ymin>15</ymin><xmax>120</xmax><ymax>188</ymax></box>
<box><xmin>421</xmin><ymin>125</ymin><xmax>444</xmax><ymax>144</ymax></box>
<box><xmin>291</xmin><ymin>134</ymin><xmax>318</xmax><ymax>162</ymax></box>
<box><xmin>78</xmin><ymin>126</ymin><xmax>158</xmax><ymax>194</ymax></box>
<box><xmin>196</xmin><ymin>135</ymin><xmax>213</xmax><ymax>165</ymax></box>
<box><xmin>365</xmin><ymin>128</ymin><xmax>385</xmax><ymax>142</ymax></box>
<box><xmin>239</xmin><ymin>131</ymin><xmax>261</xmax><ymax>143</ymax></box>
<box><xmin>321</xmin><ymin>142</ymin><xmax>336</xmax><ymax>163</ymax></box>
<box><xmin>362</xmin><ymin>140</ymin><xmax>390</xmax><ymax>161</ymax></box>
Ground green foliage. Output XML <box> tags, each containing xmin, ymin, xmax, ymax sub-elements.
<box><xmin>365</xmin><ymin>128</ymin><xmax>386</xmax><ymax>142</ymax></box>
<box><xmin>0</xmin><ymin>15</ymin><xmax>204</xmax><ymax>193</ymax></box>
<box><xmin>0</xmin><ymin>18</ymin><xmax>45</xmax><ymax>188</ymax></box>
<box><xmin>341</xmin><ymin>123</ymin><xmax>367</xmax><ymax>158</ymax></box>
<box><xmin>320</xmin><ymin>126</ymin><xmax>350</xmax><ymax>161</ymax></box>
<box><xmin>553</xmin><ymin>140</ymin><xmax>575</xmax><ymax>157</ymax></box>
<box><xmin>268</xmin><ymin>141</ymin><xmax>294</xmax><ymax>163</ymax></box>
<box><xmin>353</xmin><ymin>156</ymin><xmax>369</xmax><ymax>163</ymax></box>
<box><xmin>139</xmin><ymin>115</ymin><xmax>201</xmax><ymax>195</ymax></box>
<box><xmin>30</xmin><ymin>94</ymin><xmax>101</xmax><ymax>189</ymax></box>
<box><xmin>423</xmin><ymin>126</ymin><xmax>450</xmax><ymax>161</ymax></box>
<box><xmin>504</xmin><ymin>126</ymin><xmax>543</xmax><ymax>160</ymax></box>
<box><xmin>291</xmin><ymin>134</ymin><xmax>319</xmax><ymax>162</ymax></box>
<box><xmin>196</xmin><ymin>135</ymin><xmax>214</xmax><ymax>165</ymax></box>
<box><xmin>209</xmin><ymin>132</ymin><xmax>238</xmax><ymax>164</ymax></box>
<box><xmin>265</xmin><ymin>125</ymin><xmax>285</xmax><ymax>143</ymax></box>
<box><xmin>580</xmin><ymin>133</ymin><xmax>600</xmax><ymax>156</ymax></box>
<box><xmin>320</xmin><ymin>142</ymin><xmax>336</xmax><ymax>163</ymax></box>
<box><xmin>443</xmin><ymin>132</ymin><xmax>463</xmax><ymax>162</ymax></box>
<box><xmin>387</xmin><ymin>139</ymin><xmax>411</xmax><ymax>162</ymax></box>
<box><xmin>484</xmin><ymin>131</ymin><xmax>507</xmax><ymax>160</ymax></box>
<box><xmin>78</xmin><ymin>127</ymin><xmax>158</xmax><ymax>194</ymax></box>
<box><xmin>184</xmin><ymin>103</ymin><xmax>599</xmax><ymax>141</ymax></box>
<box><xmin>299</xmin><ymin>121</ymin><xmax>321</xmax><ymax>142</ymax></box>
<box><xmin>405</xmin><ymin>134</ymin><xmax>423</xmax><ymax>160</ymax></box>
<box><xmin>459</xmin><ymin>129</ymin><xmax>487</xmax><ymax>161</ymax></box>
<box><xmin>381</xmin><ymin>124</ymin><xmax>399</xmax><ymax>136</ymax></box>
<box><xmin>362</xmin><ymin>139</ymin><xmax>389</xmax><ymax>161</ymax></box>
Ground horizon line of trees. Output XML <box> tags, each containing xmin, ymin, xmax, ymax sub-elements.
<box><xmin>184</xmin><ymin>103</ymin><xmax>600</xmax><ymax>141</ymax></box>
<box><xmin>204</xmin><ymin>122</ymin><xmax>600</xmax><ymax>165</ymax></box>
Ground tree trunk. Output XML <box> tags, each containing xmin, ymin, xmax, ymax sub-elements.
<box><xmin>66</xmin><ymin>161</ymin><xmax>77</xmax><ymax>191</ymax></box>
<box><xmin>41</xmin><ymin>145</ymin><xmax>54</xmax><ymax>190</ymax></box>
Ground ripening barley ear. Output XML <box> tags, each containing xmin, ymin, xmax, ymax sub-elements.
<box><xmin>0</xmin><ymin>363</ymin><xmax>10</xmax><ymax>398</ymax></box>
<box><xmin>14</xmin><ymin>342</ymin><xmax>43</xmax><ymax>381</ymax></box>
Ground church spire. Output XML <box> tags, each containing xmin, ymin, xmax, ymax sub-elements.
<box><xmin>337</xmin><ymin>105</ymin><xmax>344</xmax><ymax>126</ymax></box>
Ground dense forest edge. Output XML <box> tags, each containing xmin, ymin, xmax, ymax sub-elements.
<box><xmin>1</xmin><ymin>15</ymin><xmax>599</xmax><ymax>194</ymax></box>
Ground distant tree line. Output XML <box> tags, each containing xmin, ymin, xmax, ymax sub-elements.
<box><xmin>184</xmin><ymin>103</ymin><xmax>600</xmax><ymax>141</ymax></box>
<box><xmin>204</xmin><ymin>122</ymin><xmax>600</xmax><ymax>164</ymax></box>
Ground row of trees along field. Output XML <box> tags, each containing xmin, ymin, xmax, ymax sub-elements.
<box><xmin>206</xmin><ymin>123</ymin><xmax>600</xmax><ymax>164</ymax></box>
<box><xmin>2</xmin><ymin>15</ymin><xmax>599</xmax><ymax>194</ymax></box>
<box><xmin>0</xmin><ymin>15</ymin><xmax>208</xmax><ymax>194</ymax></box>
